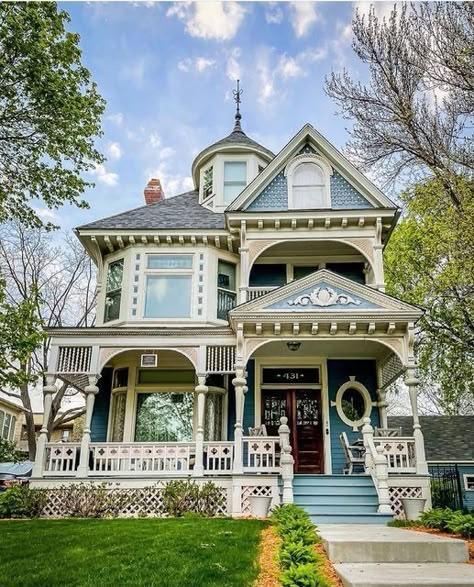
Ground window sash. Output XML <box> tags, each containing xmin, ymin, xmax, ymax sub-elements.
<box><xmin>146</xmin><ymin>255</ymin><xmax>193</xmax><ymax>270</ymax></box>
<box><xmin>144</xmin><ymin>275</ymin><xmax>192</xmax><ymax>318</ymax></box>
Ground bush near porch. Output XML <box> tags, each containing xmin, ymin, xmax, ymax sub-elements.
<box><xmin>0</xmin><ymin>518</ymin><xmax>266</xmax><ymax>587</ymax></box>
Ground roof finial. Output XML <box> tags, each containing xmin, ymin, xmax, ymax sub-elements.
<box><xmin>232</xmin><ymin>79</ymin><xmax>243</xmax><ymax>132</ymax></box>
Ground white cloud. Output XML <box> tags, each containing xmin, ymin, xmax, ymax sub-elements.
<box><xmin>106</xmin><ymin>112</ymin><xmax>124</xmax><ymax>126</ymax></box>
<box><xmin>226</xmin><ymin>47</ymin><xmax>241</xmax><ymax>81</ymax></box>
<box><xmin>265</xmin><ymin>3</ymin><xmax>284</xmax><ymax>24</ymax></box>
<box><xmin>289</xmin><ymin>2</ymin><xmax>320</xmax><ymax>38</ymax></box>
<box><xmin>91</xmin><ymin>164</ymin><xmax>119</xmax><ymax>187</ymax></box>
<box><xmin>147</xmin><ymin>163</ymin><xmax>193</xmax><ymax>198</ymax></box>
<box><xmin>178</xmin><ymin>57</ymin><xmax>216</xmax><ymax>73</ymax></box>
<box><xmin>159</xmin><ymin>147</ymin><xmax>175</xmax><ymax>160</ymax></box>
<box><xmin>166</xmin><ymin>1</ymin><xmax>247</xmax><ymax>41</ymax></box>
<box><xmin>108</xmin><ymin>142</ymin><xmax>122</xmax><ymax>160</ymax></box>
<box><xmin>33</xmin><ymin>207</ymin><xmax>58</xmax><ymax>221</ymax></box>
<box><xmin>120</xmin><ymin>57</ymin><xmax>146</xmax><ymax>83</ymax></box>
<box><xmin>278</xmin><ymin>55</ymin><xmax>304</xmax><ymax>80</ymax></box>
<box><xmin>257</xmin><ymin>51</ymin><xmax>275</xmax><ymax>105</ymax></box>
<box><xmin>149</xmin><ymin>133</ymin><xmax>161</xmax><ymax>148</ymax></box>
<box><xmin>353</xmin><ymin>1</ymin><xmax>398</xmax><ymax>21</ymax></box>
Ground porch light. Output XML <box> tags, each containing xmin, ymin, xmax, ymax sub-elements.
<box><xmin>287</xmin><ymin>341</ymin><xmax>301</xmax><ymax>352</ymax></box>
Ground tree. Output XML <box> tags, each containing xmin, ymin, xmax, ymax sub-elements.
<box><xmin>0</xmin><ymin>223</ymin><xmax>96</xmax><ymax>458</ymax></box>
<box><xmin>325</xmin><ymin>2</ymin><xmax>473</xmax><ymax>208</ymax></box>
<box><xmin>384</xmin><ymin>179</ymin><xmax>474</xmax><ymax>414</ymax></box>
<box><xmin>0</xmin><ymin>2</ymin><xmax>105</xmax><ymax>229</ymax></box>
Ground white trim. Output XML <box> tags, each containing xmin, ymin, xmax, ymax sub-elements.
<box><xmin>285</xmin><ymin>154</ymin><xmax>333</xmax><ymax>210</ymax></box>
<box><xmin>463</xmin><ymin>474</ymin><xmax>474</xmax><ymax>491</ymax></box>
<box><xmin>332</xmin><ymin>376</ymin><xmax>373</xmax><ymax>431</ymax></box>
<box><xmin>252</xmin><ymin>356</ymin><xmax>332</xmax><ymax>474</ymax></box>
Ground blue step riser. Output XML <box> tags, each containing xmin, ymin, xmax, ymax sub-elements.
<box><xmin>293</xmin><ymin>476</ymin><xmax>373</xmax><ymax>485</ymax></box>
<box><xmin>310</xmin><ymin>514</ymin><xmax>393</xmax><ymax>525</ymax></box>
<box><xmin>294</xmin><ymin>495</ymin><xmax>378</xmax><ymax>506</ymax></box>
<box><xmin>294</xmin><ymin>487</ymin><xmax>377</xmax><ymax>496</ymax></box>
<box><xmin>298</xmin><ymin>504</ymin><xmax>379</xmax><ymax>515</ymax></box>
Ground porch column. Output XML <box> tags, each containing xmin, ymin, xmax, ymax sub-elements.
<box><xmin>193</xmin><ymin>374</ymin><xmax>208</xmax><ymax>476</ymax></box>
<box><xmin>405</xmin><ymin>368</ymin><xmax>429</xmax><ymax>475</ymax></box>
<box><xmin>77</xmin><ymin>375</ymin><xmax>100</xmax><ymax>477</ymax></box>
<box><xmin>232</xmin><ymin>367</ymin><xmax>247</xmax><ymax>474</ymax></box>
<box><xmin>32</xmin><ymin>375</ymin><xmax>57</xmax><ymax>478</ymax></box>
<box><xmin>377</xmin><ymin>389</ymin><xmax>388</xmax><ymax>428</ymax></box>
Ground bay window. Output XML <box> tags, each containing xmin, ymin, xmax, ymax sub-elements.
<box><xmin>104</xmin><ymin>259</ymin><xmax>124</xmax><ymax>322</ymax></box>
<box><xmin>144</xmin><ymin>255</ymin><xmax>193</xmax><ymax>318</ymax></box>
<box><xmin>223</xmin><ymin>161</ymin><xmax>247</xmax><ymax>202</ymax></box>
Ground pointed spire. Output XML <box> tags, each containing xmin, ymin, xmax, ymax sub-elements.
<box><xmin>232</xmin><ymin>79</ymin><xmax>243</xmax><ymax>132</ymax></box>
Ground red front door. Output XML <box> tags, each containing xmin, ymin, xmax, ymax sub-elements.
<box><xmin>262</xmin><ymin>389</ymin><xmax>324</xmax><ymax>474</ymax></box>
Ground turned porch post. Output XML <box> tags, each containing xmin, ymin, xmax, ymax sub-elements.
<box><xmin>377</xmin><ymin>389</ymin><xmax>389</xmax><ymax>429</ymax></box>
<box><xmin>77</xmin><ymin>375</ymin><xmax>100</xmax><ymax>477</ymax></box>
<box><xmin>278</xmin><ymin>417</ymin><xmax>294</xmax><ymax>504</ymax></box>
<box><xmin>232</xmin><ymin>367</ymin><xmax>247</xmax><ymax>474</ymax></box>
<box><xmin>405</xmin><ymin>368</ymin><xmax>429</xmax><ymax>475</ymax></box>
<box><xmin>193</xmin><ymin>374</ymin><xmax>208</xmax><ymax>476</ymax></box>
<box><xmin>32</xmin><ymin>375</ymin><xmax>57</xmax><ymax>478</ymax></box>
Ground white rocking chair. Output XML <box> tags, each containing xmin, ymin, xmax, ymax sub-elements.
<box><xmin>340</xmin><ymin>432</ymin><xmax>365</xmax><ymax>475</ymax></box>
<box><xmin>374</xmin><ymin>427</ymin><xmax>402</xmax><ymax>437</ymax></box>
<box><xmin>248</xmin><ymin>424</ymin><xmax>268</xmax><ymax>436</ymax></box>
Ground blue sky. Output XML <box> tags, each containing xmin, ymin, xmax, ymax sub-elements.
<box><xmin>49</xmin><ymin>1</ymin><xmax>394</xmax><ymax>230</ymax></box>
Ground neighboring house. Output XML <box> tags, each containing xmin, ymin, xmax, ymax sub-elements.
<box><xmin>0</xmin><ymin>397</ymin><xmax>23</xmax><ymax>447</ymax></box>
<box><xmin>17</xmin><ymin>413</ymin><xmax>84</xmax><ymax>453</ymax></box>
<box><xmin>30</xmin><ymin>96</ymin><xmax>431</xmax><ymax>522</ymax></box>
<box><xmin>389</xmin><ymin>416</ymin><xmax>474</xmax><ymax>512</ymax></box>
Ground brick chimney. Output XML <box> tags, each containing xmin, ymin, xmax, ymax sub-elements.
<box><xmin>144</xmin><ymin>178</ymin><xmax>165</xmax><ymax>205</ymax></box>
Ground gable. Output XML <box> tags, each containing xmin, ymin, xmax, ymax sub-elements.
<box><xmin>227</xmin><ymin>124</ymin><xmax>396</xmax><ymax>212</ymax></box>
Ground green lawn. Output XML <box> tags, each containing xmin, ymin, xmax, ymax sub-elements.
<box><xmin>0</xmin><ymin>518</ymin><xmax>267</xmax><ymax>587</ymax></box>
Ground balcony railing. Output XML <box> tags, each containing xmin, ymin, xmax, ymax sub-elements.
<box><xmin>374</xmin><ymin>437</ymin><xmax>416</xmax><ymax>473</ymax></box>
<box><xmin>245</xmin><ymin>286</ymin><xmax>278</xmax><ymax>301</ymax></box>
<box><xmin>217</xmin><ymin>288</ymin><xmax>237</xmax><ymax>320</ymax></box>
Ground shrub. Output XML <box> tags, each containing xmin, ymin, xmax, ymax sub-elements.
<box><xmin>0</xmin><ymin>438</ymin><xmax>22</xmax><ymax>463</ymax></box>
<box><xmin>161</xmin><ymin>480</ymin><xmax>225</xmax><ymax>518</ymax></box>
<box><xmin>419</xmin><ymin>508</ymin><xmax>458</xmax><ymax>531</ymax></box>
<box><xmin>58</xmin><ymin>482</ymin><xmax>132</xmax><ymax>518</ymax></box>
<box><xmin>279</xmin><ymin>541</ymin><xmax>318</xmax><ymax>570</ymax></box>
<box><xmin>281</xmin><ymin>563</ymin><xmax>329</xmax><ymax>587</ymax></box>
<box><xmin>0</xmin><ymin>484</ymin><xmax>47</xmax><ymax>518</ymax></box>
<box><xmin>445</xmin><ymin>512</ymin><xmax>474</xmax><ymax>539</ymax></box>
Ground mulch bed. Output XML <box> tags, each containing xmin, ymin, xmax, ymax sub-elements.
<box><xmin>254</xmin><ymin>526</ymin><xmax>281</xmax><ymax>587</ymax></box>
<box><xmin>404</xmin><ymin>527</ymin><xmax>474</xmax><ymax>564</ymax></box>
<box><xmin>315</xmin><ymin>543</ymin><xmax>343</xmax><ymax>586</ymax></box>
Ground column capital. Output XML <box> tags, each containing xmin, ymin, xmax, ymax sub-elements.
<box><xmin>85</xmin><ymin>374</ymin><xmax>100</xmax><ymax>395</ymax></box>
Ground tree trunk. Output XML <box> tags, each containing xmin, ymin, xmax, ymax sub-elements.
<box><xmin>19</xmin><ymin>379</ymin><xmax>36</xmax><ymax>461</ymax></box>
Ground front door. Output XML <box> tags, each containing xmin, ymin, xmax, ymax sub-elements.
<box><xmin>262</xmin><ymin>389</ymin><xmax>324</xmax><ymax>474</ymax></box>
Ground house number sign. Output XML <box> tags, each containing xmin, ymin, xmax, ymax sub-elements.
<box><xmin>262</xmin><ymin>368</ymin><xmax>320</xmax><ymax>385</ymax></box>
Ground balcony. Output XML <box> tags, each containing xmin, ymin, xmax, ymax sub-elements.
<box><xmin>217</xmin><ymin>288</ymin><xmax>237</xmax><ymax>320</ymax></box>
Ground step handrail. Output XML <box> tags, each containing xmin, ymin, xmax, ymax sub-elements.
<box><xmin>362</xmin><ymin>417</ymin><xmax>393</xmax><ymax>514</ymax></box>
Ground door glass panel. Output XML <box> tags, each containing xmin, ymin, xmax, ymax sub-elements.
<box><xmin>263</xmin><ymin>391</ymin><xmax>287</xmax><ymax>428</ymax></box>
<box><xmin>296</xmin><ymin>391</ymin><xmax>320</xmax><ymax>426</ymax></box>
<box><xmin>135</xmin><ymin>392</ymin><xmax>194</xmax><ymax>442</ymax></box>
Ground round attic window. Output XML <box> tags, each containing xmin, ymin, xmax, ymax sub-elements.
<box><xmin>335</xmin><ymin>378</ymin><xmax>372</xmax><ymax>430</ymax></box>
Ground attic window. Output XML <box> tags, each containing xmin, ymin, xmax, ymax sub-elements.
<box><xmin>203</xmin><ymin>166</ymin><xmax>213</xmax><ymax>199</ymax></box>
<box><xmin>224</xmin><ymin>161</ymin><xmax>247</xmax><ymax>202</ymax></box>
<box><xmin>285</xmin><ymin>155</ymin><xmax>332</xmax><ymax>210</ymax></box>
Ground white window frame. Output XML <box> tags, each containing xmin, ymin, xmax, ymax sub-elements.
<box><xmin>285</xmin><ymin>154</ymin><xmax>333</xmax><ymax>210</ymax></box>
<box><xmin>464</xmin><ymin>474</ymin><xmax>474</xmax><ymax>491</ymax></box>
<box><xmin>332</xmin><ymin>376</ymin><xmax>374</xmax><ymax>431</ymax></box>
<box><xmin>200</xmin><ymin>164</ymin><xmax>214</xmax><ymax>203</ymax></box>
<box><xmin>141</xmin><ymin>253</ymin><xmax>195</xmax><ymax>320</ymax></box>
<box><xmin>223</xmin><ymin>160</ymin><xmax>248</xmax><ymax>204</ymax></box>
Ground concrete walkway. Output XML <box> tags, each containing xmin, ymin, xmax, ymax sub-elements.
<box><xmin>319</xmin><ymin>525</ymin><xmax>474</xmax><ymax>587</ymax></box>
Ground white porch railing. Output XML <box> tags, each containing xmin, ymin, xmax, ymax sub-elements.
<box><xmin>245</xmin><ymin>286</ymin><xmax>278</xmax><ymax>301</ymax></box>
<box><xmin>243</xmin><ymin>436</ymin><xmax>280</xmax><ymax>472</ymax></box>
<box><xmin>362</xmin><ymin>419</ymin><xmax>392</xmax><ymax>514</ymax></box>
<box><xmin>373</xmin><ymin>437</ymin><xmax>416</xmax><ymax>473</ymax></box>
<box><xmin>89</xmin><ymin>443</ymin><xmax>196</xmax><ymax>475</ymax></box>
<box><xmin>204</xmin><ymin>442</ymin><xmax>234</xmax><ymax>473</ymax></box>
<box><xmin>45</xmin><ymin>443</ymin><xmax>81</xmax><ymax>475</ymax></box>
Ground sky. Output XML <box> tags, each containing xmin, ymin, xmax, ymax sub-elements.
<box><xmin>47</xmin><ymin>1</ymin><xmax>397</xmax><ymax>230</ymax></box>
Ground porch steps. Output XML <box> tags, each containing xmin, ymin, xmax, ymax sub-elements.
<box><xmin>319</xmin><ymin>525</ymin><xmax>474</xmax><ymax>586</ymax></box>
<box><xmin>293</xmin><ymin>474</ymin><xmax>393</xmax><ymax>525</ymax></box>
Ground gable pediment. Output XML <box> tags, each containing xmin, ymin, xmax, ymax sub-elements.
<box><xmin>226</xmin><ymin>124</ymin><xmax>396</xmax><ymax>212</ymax></box>
<box><xmin>230</xmin><ymin>269</ymin><xmax>423</xmax><ymax>319</ymax></box>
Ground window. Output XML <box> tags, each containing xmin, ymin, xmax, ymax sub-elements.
<box><xmin>224</xmin><ymin>161</ymin><xmax>247</xmax><ymax>202</ymax></box>
<box><xmin>113</xmin><ymin>368</ymin><xmax>129</xmax><ymax>389</ymax></box>
<box><xmin>464</xmin><ymin>476</ymin><xmax>474</xmax><ymax>491</ymax></box>
<box><xmin>204</xmin><ymin>393</ymin><xmax>224</xmax><ymax>441</ymax></box>
<box><xmin>202</xmin><ymin>166</ymin><xmax>213</xmax><ymax>199</ymax></box>
<box><xmin>335</xmin><ymin>378</ymin><xmax>372</xmax><ymax>430</ymax></box>
<box><xmin>249</xmin><ymin>264</ymin><xmax>287</xmax><ymax>287</ymax></box>
<box><xmin>110</xmin><ymin>391</ymin><xmax>127</xmax><ymax>442</ymax></box>
<box><xmin>293</xmin><ymin>163</ymin><xmax>325</xmax><ymax>208</ymax></box>
<box><xmin>326</xmin><ymin>263</ymin><xmax>366</xmax><ymax>284</ymax></box>
<box><xmin>217</xmin><ymin>260</ymin><xmax>236</xmax><ymax>320</ymax></box>
<box><xmin>104</xmin><ymin>259</ymin><xmax>124</xmax><ymax>322</ymax></box>
<box><xmin>135</xmin><ymin>392</ymin><xmax>194</xmax><ymax>442</ymax></box>
<box><xmin>144</xmin><ymin>255</ymin><xmax>193</xmax><ymax>318</ymax></box>
<box><xmin>0</xmin><ymin>411</ymin><xmax>15</xmax><ymax>441</ymax></box>
<box><xmin>61</xmin><ymin>429</ymin><xmax>70</xmax><ymax>441</ymax></box>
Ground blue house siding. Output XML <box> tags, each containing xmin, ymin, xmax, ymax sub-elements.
<box><xmin>90</xmin><ymin>367</ymin><xmax>113</xmax><ymax>442</ymax></box>
<box><xmin>327</xmin><ymin>359</ymin><xmax>379</xmax><ymax>474</ymax></box>
<box><xmin>459</xmin><ymin>465</ymin><xmax>474</xmax><ymax>511</ymax></box>
<box><xmin>428</xmin><ymin>463</ymin><xmax>474</xmax><ymax>512</ymax></box>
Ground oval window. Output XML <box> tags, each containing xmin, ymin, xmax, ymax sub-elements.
<box><xmin>341</xmin><ymin>388</ymin><xmax>366</xmax><ymax>423</ymax></box>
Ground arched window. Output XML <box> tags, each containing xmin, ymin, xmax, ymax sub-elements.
<box><xmin>285</xmin><ymin>155</ymin><xmax>332</xmax><ymax>209</ymax></box>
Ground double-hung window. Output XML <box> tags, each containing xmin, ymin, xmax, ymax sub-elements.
<box><xmin>0</xmin><ymin>410</ymin><xmax>15</xmax><ymax>441</ymax></box>
<box><xmin>144</xmin><ymin>255</ymin><xmax>194</xmax><ymax>318</ymax></box>
<box><xmin>104</xmin><ymin>259</ymin><xmax>124</xmax><ymax>322</ymax></box>
<box><xmin>217</xmin><ymin>260</ymin><xmax>236</xmax><ymax>320</ymax></box>
<box><xmin>223</xmin><ymin>161</ymin><xmax>247</xmax><ymax>202</ymax></box>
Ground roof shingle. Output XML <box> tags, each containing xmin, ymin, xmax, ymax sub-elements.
<box><xmin>77</xmin><ymin>190</ymin><xmax>226</xmax><ymax>231</ymax></box>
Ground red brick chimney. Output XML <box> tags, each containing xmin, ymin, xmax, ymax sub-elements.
<box><xmin>144</xmin><ymin>178</ymin><xmax>165</xmax><ymax>205</ymax></box>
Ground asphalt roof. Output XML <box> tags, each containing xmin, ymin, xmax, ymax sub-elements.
<box><xmin>388</xmin><ymin>416</ymin><xmax>474</xmax><ymax>462</ymax></box>
<box><xmin>77</xmin><ymin>190</ymin><xmax>226</xmax><ymax>231</ymax></box>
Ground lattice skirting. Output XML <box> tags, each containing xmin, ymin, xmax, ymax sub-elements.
<box><xmin>389</xmin><ymin>486</ymin><xmax>423</xmax><ymax>518</ymax></box>
<box><xmin>240</xmin><ymin>485</ymin><xmax>274</xmax><ymax>515</ymax></box>
<box><xmin>41</xmin><ymin>484</ymin><xmax>228</xmax><ymax>518</ymax></box>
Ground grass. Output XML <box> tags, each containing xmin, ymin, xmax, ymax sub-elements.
<box><xmin>0</xmin><ymin>517</ymin><xmax>267</xmax><ymax>587</ymax></box>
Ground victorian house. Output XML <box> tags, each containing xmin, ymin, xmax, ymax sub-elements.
<box><xmin>31</xmin><ymin>94</ymin><xmax>430</xmax><ymax>522</ymax></box>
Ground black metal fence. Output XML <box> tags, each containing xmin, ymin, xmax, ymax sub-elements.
<box><xmin>428</xmin><ymin>464</ymin><xmax>463</xmax><ymax>510</ymax></box>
